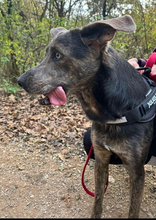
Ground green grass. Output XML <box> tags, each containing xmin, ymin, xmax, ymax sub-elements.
<box><xmin>0</xmin><ymin>78</ymin><xmax>20</xmax><ymax>94</ymax></box>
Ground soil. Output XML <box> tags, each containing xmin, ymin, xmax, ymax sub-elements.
<box><xmin>0</xmin><ymin>90</ymin><xmax>156</xmax><ymax>218</ymax></box>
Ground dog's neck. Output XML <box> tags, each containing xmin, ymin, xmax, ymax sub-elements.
<box><xmin>70</xmin><ymin>72</ymin><xmax>116</xmax><ymax>123</ymax></box>
<box><xmin>72</xmin><ymin>47</ymin><xmax>149</xmax><ymax>124</ymax></box>
<box><xmin>73</xmin><ymin>76</ymin><xmax>107</xmax><ymax>122</ymax></box>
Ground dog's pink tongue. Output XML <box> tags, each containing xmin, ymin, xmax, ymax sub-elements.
<box><xmin>47</xmin><ymin>86</ymin><xmax>66</xmax><ymax>106</ymax></box>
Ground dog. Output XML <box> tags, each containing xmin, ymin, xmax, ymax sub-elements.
<box><xmin>17</xmin><ymin>15</ymin><xmax>155</xmax><ymax>218</ymax></box>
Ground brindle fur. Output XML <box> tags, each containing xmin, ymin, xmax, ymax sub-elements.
<box><xmin>18</xmin><ymin>15</ymin><xmax>154</xmax><ymax>218</ymax></box>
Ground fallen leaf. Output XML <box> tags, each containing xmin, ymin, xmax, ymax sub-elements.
<box><xmin>61</xmin><ymin>149</ymin><xmax>70</xmax><ymax>155</ymax></box>
<box><xmin>65</xmin><ymin>194</ymin><xmax>71</xmax><ymax>207</ymax></box>
<box><xmin>58</xmin><ymin>153</ymin><xmax>65</xmax><ymax>162</ymax></box>
<box><xmin>17</xmin><ymin>165</ymin><xmax>25</xmax><ymax>170</ymax></box>
<box><xmin>0</xmin><ymin>130</ymin><xmax>5</xmax><ymax>134</ymax></box>
<box><xmin>9</xmin><ymin>94</ymin><xmax>16</xmax><ymax>103</ymax></box>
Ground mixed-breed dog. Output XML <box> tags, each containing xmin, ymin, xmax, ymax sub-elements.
<box><xmin>18</xmin><ymin>15</ymin><xmax>156</xmax><ymax>218</ymax></box>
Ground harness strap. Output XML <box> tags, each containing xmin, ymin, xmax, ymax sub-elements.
<box><xmin>107</xmin><ymin>71</ymin><xmax>156</xmax><ymax>125</ymax></box>
<box><xmin>123</xmin><ymin>77</ymin><xmax>156</xmax><ymax>124</ymax></box>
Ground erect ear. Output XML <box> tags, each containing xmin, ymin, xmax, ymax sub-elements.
<box><xmin>80</xmin><ymin>15</ymin><xmax>136</xmax><ymax>47</ymax></box>
<box><xmin>50</xmin><ymin>27</ymin><xmax>67</xmax><ymax>38</ymax></box>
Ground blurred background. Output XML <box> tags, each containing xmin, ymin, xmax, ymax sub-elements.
<box><xmin>0</xmin><ymin>0</ymin><xmax>156</xmax><ymax>92</ymax></box>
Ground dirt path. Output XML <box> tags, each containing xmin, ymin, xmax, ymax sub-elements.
<box><xmin>0</xmin><ymin>91</ymin><xmax>156</xmax><ymax>218</ymax></box>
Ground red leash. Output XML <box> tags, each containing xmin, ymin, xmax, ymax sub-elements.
<box><xmin>81</xmin><ymin>144</ymin><xmax>109</xmax><ymax>197</ymax></box>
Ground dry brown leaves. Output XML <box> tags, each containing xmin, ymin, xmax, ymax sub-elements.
<box><xmin>0</xmin><ymin>90</ymin><xmax>91</xmax><ymax>149</ymax></box>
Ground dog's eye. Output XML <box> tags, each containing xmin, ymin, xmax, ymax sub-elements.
<box><xmin>55</xmin><ymin>52</ymin><xmax>62</xmax><ymax>59</ymax></box>
<box><xmin>51</xmin><ymin>51</ymin><xmax>63</xmax><ymax>61</ymax></box>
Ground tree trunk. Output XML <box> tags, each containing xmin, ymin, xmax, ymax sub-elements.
<box><xmin>7</xmin><ymin>0</ymin><xmax>19</xmax><ymax>81</ymax></box>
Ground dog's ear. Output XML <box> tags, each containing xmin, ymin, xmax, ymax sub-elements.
<box><xmin>50</xmin><ymin>27</ymin><xmax>67</xmax><ymax>38</ymax></box>
<box><xmin>80</xmin><ymin>15</ymin><xmax>136</xmax><ymax>47</ymax></box>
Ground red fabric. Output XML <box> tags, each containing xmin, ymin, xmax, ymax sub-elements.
<box><xmin>149</xmin><ymin>74</ymin><xmax>156</xmax><ymax>82</ymax></box>
<box><xmin>145</xmin><ymin>52</ymin><xmax>156</xmax><ymax>81</ymax></box>
<box><xmin>145</xmin><ymin>52</ymin><xmax>156</xmax><ymax>69</ymax></box>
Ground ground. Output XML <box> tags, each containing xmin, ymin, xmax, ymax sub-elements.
<box><xmin>0</xmin><ymin>90</ymin><xmax>156</xmax><ymax>218</ymax></box>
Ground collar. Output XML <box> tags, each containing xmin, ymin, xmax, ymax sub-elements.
<box><xmin>107</xmin><ymin>70</ymin><xmax>156</xmax><ymax>125</ymax></box>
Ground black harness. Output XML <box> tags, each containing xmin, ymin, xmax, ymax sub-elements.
<box><xmin>107</xmin><ymin>67</ymin><xmax>156</xmax><ymax>125</ymax></box>
<box><xmin>106</xmin><ymin>67</ymin><xmax>156</xmax><ymax>158</ymax></box>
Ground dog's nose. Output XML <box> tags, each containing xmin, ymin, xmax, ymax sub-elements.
<box><xmin>17</xmin><ymin>76</ymin><xmax>25</xmax><ymax>88</ymax></box>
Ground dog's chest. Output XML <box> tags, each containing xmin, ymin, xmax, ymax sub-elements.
<box><xmin>99</xmin><ymin>136</ymin><xmax>121</xmax><ymax>152</ymax></box>
<box><xmin>104</xmin><ymin>143</ymin><xmax>111</xmax><ymax>151</ymax></box>
<box><xmin>91</xmin><ymin>123</ymin><xmax>127</xmax><ymax>153</ymax></box>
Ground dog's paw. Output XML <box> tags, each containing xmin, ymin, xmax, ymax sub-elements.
<box><xmin>91</xmin><ymin>213</ymin><xmax>101</xmax><ymax>219</ymax></box>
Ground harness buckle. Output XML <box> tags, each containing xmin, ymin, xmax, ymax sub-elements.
<box><xmin>137</xmin><ymin>67</ymin><xmax>156</xmax><ymax>87</ymax></box>
<box><xmin>137</xmin><ymin>67</ymin><xmax>151</xmax><ymax>77</ymax></box>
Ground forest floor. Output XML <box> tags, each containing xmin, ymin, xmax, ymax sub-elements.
<box><xmin>0</xmin><ymin>90</ymin><xmax>156</xmax><ymax>218</ymax></box>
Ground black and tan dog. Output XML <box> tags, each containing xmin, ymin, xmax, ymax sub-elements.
<box><xmin>18</xmin><ymin>15</ymin><xmax>155</xmax><ymax>218</ymax></box>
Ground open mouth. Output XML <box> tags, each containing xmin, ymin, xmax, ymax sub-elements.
<box><xmin>38</xmin><ymin>86</ymin><xmax>67</xmax><ymax>106</ymax></box>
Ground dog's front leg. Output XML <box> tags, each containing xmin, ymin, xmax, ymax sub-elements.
<box><xmin>126</xmin><ymin>164</ymin><xmax>145</xmax><ymax>218</ymax></box>
<box><xmin>91</xmin><ymin>147</ymin><xmax>111</xmax><ymax>218</ymax></box>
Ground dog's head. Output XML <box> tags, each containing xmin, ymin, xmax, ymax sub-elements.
<box><xmin>18</xmin><ymin>15</ymin><xmax>136</xmax><ymax>106</ymax></box>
